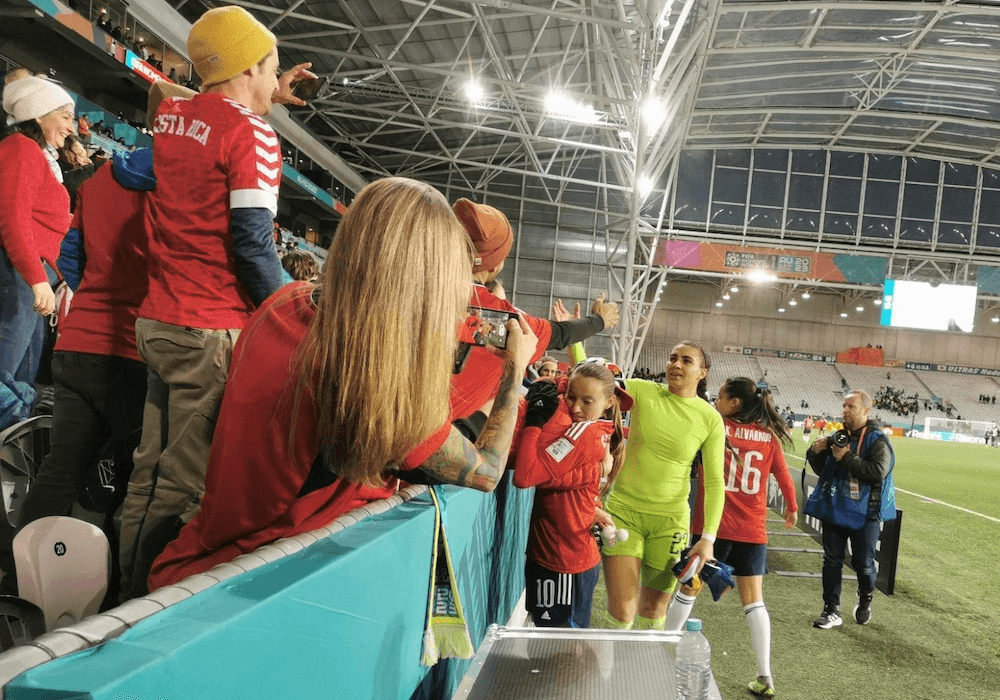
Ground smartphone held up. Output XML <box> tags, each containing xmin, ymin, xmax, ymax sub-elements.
<box><xmin>459</xmin><ymin>306</ymin><xmax>517</xmax><ymax>350</ymax></box>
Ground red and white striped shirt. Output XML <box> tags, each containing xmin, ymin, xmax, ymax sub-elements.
<box><xmin>141</xmin><ymin>92</ymin><xmax>282</xmax><ymax>329</ymax></box>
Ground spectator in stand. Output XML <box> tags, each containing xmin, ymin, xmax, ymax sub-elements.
<box><xmin>534</xmin><ymin>355</ymin><xmax>560</xmax><ymax>380</ymax></box>
<box><xmin>168</xmin><ymin>66</ymin><xmax>178</xmax><ymax>82</ymax></box>
<box><xmin>148</xmin><ymin>177</ymin><xmax>536</xmax><ymax>589</ymax></box>
<box><xmin>0</xmin><ymin>83</ymin><xmax>196</xmax><ymax>600</ymax></box>
<box><xmin>450</xmin><ymin>199</ymin><xmax>619</xmax><ymax>430</ymax></box>
<box><xmin>118</xmin><ymin>6</ymin><xmax>317</xmax><ymax>600</ymax></box>
<box><xmin>0</xmin><ymin>141</ymin><xmax>159</xmax><ymax>597</ymax></box>
<box><xmin>58</xmin><ymin>134</ymin><xmax>98</xmax><ymax>210</ymax></box>
<box><xmin>76</xmin><ymin>114</ymin><xmax>91</xmax><ymax>143</ymax></box>
<box><xmin>280</xmin><ymin>249</ymin><xmax>319</xmax><ymax>282</ymax></box>
<box><xmin>0</xmin><ymin>77</ymin><xmax>75</xmax><ymax>427</ymax></box>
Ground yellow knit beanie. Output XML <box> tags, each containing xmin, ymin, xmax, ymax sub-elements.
<box><xmin>187</xmin><ymin>6</ymin><xmax>276</xmax><ymax>88</ymax></box>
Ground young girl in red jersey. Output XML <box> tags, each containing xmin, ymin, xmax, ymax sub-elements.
<box><xmin>689</xmin><ymin>376</ymin><xmax>798</xmax><ymax>698</ymax></box>
<box><xmin>514</xmin><ymin>360</ymin><xmax>631</xmax><ymax>628</ymax></box>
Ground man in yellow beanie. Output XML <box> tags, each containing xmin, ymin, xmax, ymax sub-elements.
<box><xmin>119</xmin><ymin>5</ymin><xmax>316</xmax><ymax>600</ymax></box>
<box><xmin>450</xmin><ymin>198</ymin><xmax>620</xmax><ymax>431</ymax></box>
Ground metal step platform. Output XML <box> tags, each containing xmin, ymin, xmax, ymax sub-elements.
<box><xmin>452</xmin><ymin>625</ymin><xmax>723</xmax><ymax>700</ymax></box>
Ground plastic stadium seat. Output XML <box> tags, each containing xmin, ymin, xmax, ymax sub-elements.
<box><xmin>13</xmin><ymin>516</ymin><xmax>110</xmax><ymax>631</ymax></box>
<box><xmin>0</xmin><ymin>595</ymin><xmax>46</xmax><ymax>651</ymax></box>
<box><xmin>0</xmin><ymin>416</ymin><xmax>52</xmax><ymax>528</ymax></box>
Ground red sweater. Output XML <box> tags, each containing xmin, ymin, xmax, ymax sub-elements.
<box><xmin>514</xmin><ymin>401</ymin><xmax>612</xmax><ymax>574</ymax></box>
<box><xmin>54</xmin><ymin>162</ymin><xmax>148</xmax><ymax>362</ymax></box>
<box><xmin>149</xmin><ymin>283</ymin><xmax>450</xmax><ymax>589</ymax></box>
<box><xmin>0</xmin><ymin>134</ymin><xmax>70</xmax><ymax>285</ymax></box>
<box><xmin>450</xmin><ymin>284</ymin><xmax>551</xmax><ymax>420</ymax></box>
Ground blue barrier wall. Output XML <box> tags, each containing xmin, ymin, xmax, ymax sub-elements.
<box><xmin>5</xmin><ymin>476</ymin><xmax>532</xmax><ymax>700</ymax></box>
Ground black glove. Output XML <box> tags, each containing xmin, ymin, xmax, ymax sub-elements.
<box><xmin>524</xmin><ymin>381</ymin><xmax>560</xmax><ymax>428</ymax></box>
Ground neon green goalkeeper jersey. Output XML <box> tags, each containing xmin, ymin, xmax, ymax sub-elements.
<box><xmin>608</xmin><ymin>379</ymin><xmax>726</xmax><ymax>536</ymax></box>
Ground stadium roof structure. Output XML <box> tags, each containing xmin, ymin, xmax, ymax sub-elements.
<box><xmin>161</xmin><ymin>0</ymin><xmax>1000</xmax><ymax>371</ymax></box>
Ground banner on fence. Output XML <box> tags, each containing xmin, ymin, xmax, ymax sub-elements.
<box><xmin>766</xmin><ymin>467</ymin><xmax>902</xmax><ymax>596</ymax></box>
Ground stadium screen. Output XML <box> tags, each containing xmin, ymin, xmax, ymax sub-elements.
<box><xmin>880</xmin><ymin>279</ymin><xmax>977</xmax><ymax>333</ymax></box>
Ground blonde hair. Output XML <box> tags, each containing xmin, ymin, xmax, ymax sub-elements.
<box><xmin>569</xmin><ymin>362</ymin><xmax>626</xmax><ymax>499</ymax></box>
<box><xmin>293</xmin><ymin>177</ymin><xmax>473</xmax><ymax>486</ymax></box>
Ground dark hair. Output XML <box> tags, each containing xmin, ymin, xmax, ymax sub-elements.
<box><xmin>281</xmin><ymin>249</ymin><xmax>320</xmax><ymax>281</ymax></box>
<box><xmin>485</xmin><ymin>277</ymin><xmax>503</xmax><ymax>296</ymax></box>
<box><xmin>2</xmin><ymin>119</ymin><xmax>47</xmax><ymax>149</ymax></box>
<box><xmin>569</xmin><ymin>361</ymin><xmax>626</xmax><ymax>499</ymax></box>
<box><xmin>720</xmin><ymin>376</ymin><xmax>792</xmax><ymax>448</ymax></box>
<box><xmin>675</xmin><ymin>339</ymin><xmax>711</xmax><ymax>402</ymax></box>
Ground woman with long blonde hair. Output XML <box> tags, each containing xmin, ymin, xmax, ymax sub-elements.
<box><xmin>149</xmin><ymin>177</ymin><xmax>536</xmax><ymax>589</ymax></box>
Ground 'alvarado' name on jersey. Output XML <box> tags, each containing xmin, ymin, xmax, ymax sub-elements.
<box><xmin>725</xmin><ymin>424</ymin><xmax>773</xmax><ymax>444</ymax></box>
<box><xmin>154</xmin><ymin>113</ymin><xmax>212</xmax><ymax>146</ymax></box>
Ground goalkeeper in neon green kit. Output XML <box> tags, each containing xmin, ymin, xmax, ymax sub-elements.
<box><xmin>600</xmin><ymin>341</ymin><xmax>726</xmax><ymax>631</ymax></box>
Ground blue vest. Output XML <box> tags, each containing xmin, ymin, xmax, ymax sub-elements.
<box><xmin>824</xmin><ymin>426</ymin><xmax>897</xmax><ymax>522</ymax></box>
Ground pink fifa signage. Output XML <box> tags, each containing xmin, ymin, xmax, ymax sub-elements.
<box><xmin>125</xmin><ymin>50</ymin><xmax>170</xmax><ymax>84</ymax></box>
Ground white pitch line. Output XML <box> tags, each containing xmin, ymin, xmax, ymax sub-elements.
<box><xmin>784</xmin><ymin>452</ymin><xmax>1000</xmax><ymax>525</ymax></box>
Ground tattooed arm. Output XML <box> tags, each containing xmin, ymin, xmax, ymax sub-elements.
<box><xmin>399</xmin><ymin>315</ymin><xmax>537</xmax><ymax>492</ymax></box>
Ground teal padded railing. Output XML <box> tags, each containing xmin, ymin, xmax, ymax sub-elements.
<box><xmin>1</xmin><ymin>474</ymin><xmax>532</xmax><ymax>700</ymax></box>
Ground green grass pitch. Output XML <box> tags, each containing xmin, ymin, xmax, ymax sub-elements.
<box><xmin>589</xmin><ymin>431</ymin><xmax>1000</xmax><ymax>699</ymax></box>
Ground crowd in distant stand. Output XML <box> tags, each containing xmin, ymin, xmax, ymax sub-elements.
<box><xmin>978</xmin><ymin>394</ymin><xmax>997</xmax><ymax>405</ymax></box>
<box><xmin>632</xmin><ymin>366</ymin><xmax>665</xmax><ymax>382</ymax></box>
<box><xmin>874</xmin><ymin>386</ymin><xmax>919</xmax><ymax>417</ymax></box>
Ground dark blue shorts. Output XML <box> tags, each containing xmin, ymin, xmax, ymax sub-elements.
<box><xmin>713</xmin><ymin>539</ymin><xmax>768</xmax><ymax>577</ymax></box>
<box><xmin>525</xmin><ymin>559</ymin><xmax>601</xmax><ymax>628</ymax></box>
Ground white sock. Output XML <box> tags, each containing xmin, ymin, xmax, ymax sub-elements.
<box><xmin>664</xmin><ymin>590</ymin><xmax>697</xmax><ymax>632</ymax></box>
<box><xmin>744</xmin><ymin>602</ymin><xmax>771</xmax><ymax>680</ymax></box>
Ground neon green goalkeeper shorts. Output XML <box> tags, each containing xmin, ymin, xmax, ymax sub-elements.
<box><xmin>602</xmin><ymin>505</ymin><xmax>690</xmax><ymax>594</ymax></box>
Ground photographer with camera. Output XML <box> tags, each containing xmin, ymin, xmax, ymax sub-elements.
<box><xmin>805</xmin><ymin>390</ymin><xmax>896</xmax><ymax>630</ymax></box>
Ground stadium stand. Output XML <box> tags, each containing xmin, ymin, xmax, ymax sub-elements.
<box><xmin>709</xmin><ymin>353</ymin><xmax>765</xmax><ymax>391</ymax></box>
<box><xmin>754</xmin><ymin>357</ymin><xmax>844</xmax><ymax>419</ymax></box>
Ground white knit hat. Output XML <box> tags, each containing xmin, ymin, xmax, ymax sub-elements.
<box><xmin>2</xmin><ymin>76</ymin><xmax>74</xmax><ymax>125</ymax></box>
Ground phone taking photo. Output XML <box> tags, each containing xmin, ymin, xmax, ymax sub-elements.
<box><xmin>459</xmin><ymin>306</ymin><xmax>517</xmax><ymax>349</ymax></box>
<box><xmin>292</xmin><ymin>76</ymin><xmax>326</xmax><ymax>101</ymax></box>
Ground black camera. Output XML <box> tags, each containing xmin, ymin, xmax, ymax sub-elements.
<box><xmin>830</xmin><ymin>429</ymin><xmax>850</xmax><ymax>448</ymax></box>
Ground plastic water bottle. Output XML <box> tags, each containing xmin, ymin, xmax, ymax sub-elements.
<box><xmin>675</xmin><ymin>618</ymin><xmax>712</xmax><ymax>700</ymax></box>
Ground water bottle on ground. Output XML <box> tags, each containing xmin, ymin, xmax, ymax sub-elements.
<box><xmin>675</xmin><ymin>618</ymin><xmax>712</xmax><ymax>700</ymax></box>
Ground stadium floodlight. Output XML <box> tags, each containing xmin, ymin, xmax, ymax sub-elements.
<box><xmin>715</xmin><ymin>301</ymin><xmax>723</xmax><ymax>307</ymax></box>
<box><xmin>730</xmin><ymin>286</ymin><xmax>739</xmax><ymax>293</ymax></box>
<box><xmin>746</xmin><ymin>270</ymin><xmax>777</xmax><ymax>284</ymax></box>
<box><xmin>840</xmin><ymin>312</ymin><xmax>849</xmax><ymax>318</ymax></box>
<box><xmin>545</xmin><ymin>91</ymin><xmax>600</xmax><ymax>124</ymax></box>
<box><xmin>993</xmin><ymin>316</ymin><xmax>999</xmax><ymax>323</ymax></box>
<box><xmin>873</xmin><ymin>298</ymin><xmax>882</xmax><ymax>305</ymax></box>
<box><xmin>722</xmin><ymin>293</ymin><xmax>730</xmax><ymax>300</ymax></box>
<box><xmin>789</xmin><ymin>299</ymin><xmax>798</xmax><ymax>306</ymax></box>
<box><xmin>642</xmin><ymin>97</ymin><xmax>666</xmax><ymax>131</ymax></box>
<box><xmin>801</xmin><ymin>292</ymin><xmax>811</xmax><ymax>299</ymax></box>
<box><xmin>856</xmin><ymin>305</ymin><xmax>865</xmax><ymax>312</ymax></box>
<box><xmin>778</xmin><ymin>307</ymin><xmax>786</xmax><ymax>313</ymax></box>
<box><xmin>637</xmin><ymin>175</ymin><xmax>655</xmax><ymax>198</ymax></box>
<box><xmin>464</xmin><ymin>80</ymin><xmax>484</xmax><ymax>102</ymax></box>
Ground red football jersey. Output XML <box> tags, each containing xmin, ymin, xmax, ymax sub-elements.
<box><xmin>141</xmin><ymin>93</ymin><xmax>282</xmax><ymax>329</ymax></box>
<box><xmin>692</xmin><ymin>418</ymin><xmax>798</xmax><ymax>544</ymax></box>
<box><xmin>514</xmin><ymin>401</ymin><xmax>613</xmax><ymax>574</ymax></box>
<box><xmin>55</xmin><ymin>162</ymin><xmax>148</xmax><ymax>361</ymax></box>
<box><xmin>450</xmin><ymin>284</ymin><xmax>552</xmax><ymax>420</ymax></box>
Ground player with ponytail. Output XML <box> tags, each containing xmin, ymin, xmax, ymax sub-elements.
<box><xmin>686</xmin><ymin>376</ymin><xmax>799</xmax><ymax>698</ymax></box>
<box><xmin>513</xmin><ymin>359</ymin><xmax>632</xmax><ymax>627</ymax></box>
